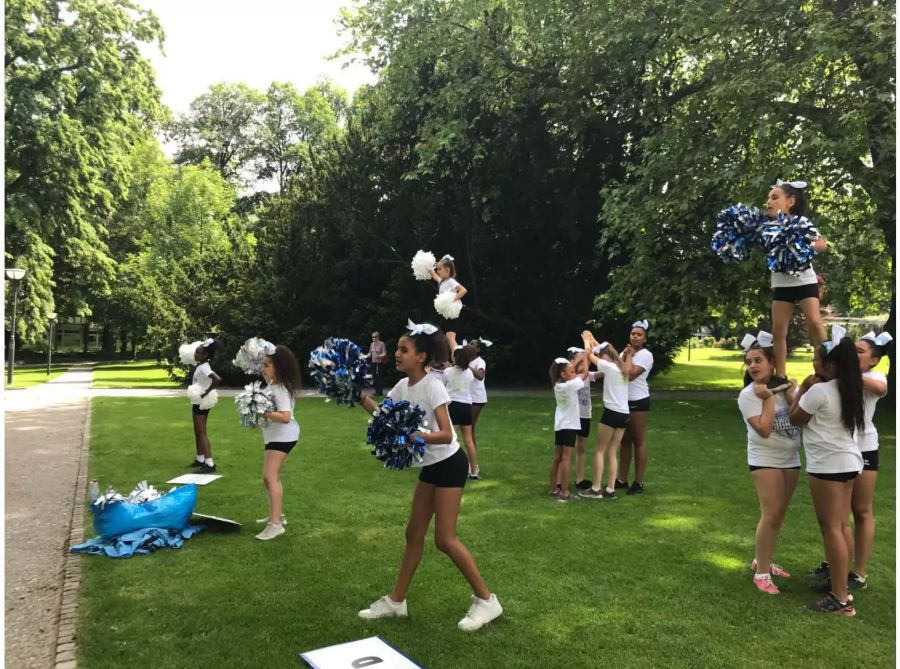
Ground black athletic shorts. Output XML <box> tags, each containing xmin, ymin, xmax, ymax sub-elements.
<box><xmin>862</xmin><ymin>450</ymin><xmax>879</xmax><ymax>472</ymax></box>
<box><xmin>578</xmin><ymin>418</ymin><xmax>591</xmax><ymax>438</ymax></box>
<box><xmin>628</xmin><ymin>397</ymin><xmax>650</xmax><ymax>413</ymax></box>
<box><xmin>192</xmin><ymin>404</ymin><xmax>210</xmax><ymax>416</ymax></box>
<box><xmin>808</xmin><ymin>471</ymin><xmax>859</xmax><ymax>482</ymax></box>
<box><xmin>749</xmin><ymin>465</ymin><xmax>801</xmax><ymax>472</ymax></box>
<box><xmin>554</xmin><ymin>429</ymin><xmax>578</xmax><ymax>447</ymax></box>
<box><xmin>265</xmin><ymin>441</ymin><xmax>297</xmax><ymax>454</ymax></box>
<box><xmin>772</xmin><ymin>283</ymin><xmax>819</xmax><ymax>303</ymax></box>
<box><xmin>600</xmin><ymin>408</ymin><xmax>630</xmax><ymax>429</ymax></box>
<box><xmin>448</xmin><ymin>401</ymin><xmax>473</xmax><ymax>426</ymax></box>
<box><xmin>418</xmin><ymin>447</ymin><xmax>469</xmax><ymax>487</ymax></box>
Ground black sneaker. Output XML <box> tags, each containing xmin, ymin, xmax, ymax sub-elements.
<box><xmin>198</xmin><ymin>463</ymin><xmax>216</xmax><ymax>473</ymax></box>
<box><xmin>578</xmin><ymin>488</ymin><xmax>603</xmax><ymax>499</ymax></box>
<box><xmin>806</xmin><ymin>592</ymin><xmax>855</xmax><ymax>616</ymax></box>
<box><xmin>766</xmin><ymin>376</ymin><xmax>791</xmax><ymax>392</ymax></box>
<box><xmin>575</xmin><ymin>479</ymin><xmax>593</xmax><ymax>491</ymax></box>
<box><xmin>848</xmin><ymin>571</ymin><xmax>868</xmax><ymax>591</ymax></box>
<box><xmin>602</xmin><ymin>489</ymin><xmax>618</xmax><ymax>500</ymax></box>
<box><xmin>188</xmin><ymin>459</ymin><xmax>204</xmax><ymax>468</ymax></box>
<box><xmin>614</xmin><ymin>479</ymin><xmax>628</xmax><ymax>490</ymax></box>
<box><xmin>808</xmin><ymin>561</ymin><xmax>830</xmax><ymax>580</ymax></box>
<box><xmin>626</xmin><ymin>482</ymin><xmax>644</xmax><ymax>495</ymax></box>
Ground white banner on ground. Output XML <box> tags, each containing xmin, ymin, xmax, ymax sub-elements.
<box><xmin>166</xmin><ymin>473</ymin><xmax>222</xmax><ymax>485</ymax></box>
<box><xmin>299</xmin><ymin>636</ymin><xmax>422</xmax><ymax>669</ymax></box>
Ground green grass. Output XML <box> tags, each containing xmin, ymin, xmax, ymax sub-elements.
<box><xmin>79</xmin><ymin>397</ymin><xmax>894</xmax><ymax>668</ymax></box>
<box><xmin>3</xmin><ymin>365</ymin><xmax>66</xmax><ymax>388</ymax></box>
<box><xmin>654</xmin><ymin>347</ymin><xmax>890</xmax><ymax>391</ymax></box>
<box><xmin>92</xmin><ymin>361</ymin><xmax>179</xmax><ymax>388</ymax></box>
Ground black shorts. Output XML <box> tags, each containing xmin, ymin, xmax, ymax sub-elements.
<box><xmin>418</xmin><ymin>447</ymin><xmax>469</xmax><ymax>487</ymax></box>
<box><xmin>471</xmin><ymin>402</ymin><xmax>486</xmax><ymax>408</ymax></box>
<box><xmin>808</xmin><ymin>471</ymin><xmax>859</xmax><ymax>482</ymax></box>
<box><xmin>192</xmin><ymin>404</ymin><xmax>210</xmax><ymax>416</ymax></box>
<box><xmin>578</xmin><ymin>418</ymin><xmax>591</xmax><ymax>438</ymax></box>
<box><xmin>600</xmin><ymin>408</ymin><xmax>630</xmax><ymax>429</ymax></box>
<box><xmin>265</xmin><ymin>441</ymin><xmax>297</xmax><ymax>454</ymax></box>
<box><xmin>628</xmin><ymin>397</ymin><xmax>650</xmax><ymax>413</ymax></box>
<box><xmin>749</xmin><ymin>465</ymin><xmax>801</xmax><ymax>471</ymax></box>
<box><xmin>861</xmin><ymin>450</ymin><xmax>879</xmax><ymax>472</ymax></box>
<box><xmin>772</xmin><ymin>283</ymin><xmax>819</xmax><ymax>303</ymax></box>
<box><xmin>448</xmin><ymin>401</ymin><xmax>473</xmax><ymax>426</ymax></box>
<box><xmin>554</xmin><ymin>429</ymin><xmax>578</xmax><ymax>447</ymax></box>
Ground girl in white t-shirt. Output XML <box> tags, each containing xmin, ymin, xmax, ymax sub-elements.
<box><xmin>789</xmin><ymin>328</ymin><xmax>864</xmax><ymax>616</ymax></box>
<box><xmin>550</xmin><ymin>351</ymin><xmax>590</xmax><ymax>503</ymax></box>
<box><xmin>737</xmin><ymin>331</ymin><xmax>801</xmax><ymax>595</ymax></box>
<box><xmin>255</xmin><ymin>344</ymin><xmax>302</xmax><ymax>542</ymax></box>
<box><xmin>357</xmin><ymin>321</ymin><xmax>502</xmax><ymax>632</ymax></box>
<box><xmin>765</xmin><ymin>180</ymin><xmax>828</xmax><ymax>389</ymax></box>
<box><xmin>617</xmin><ymin>320</ymin><xmax>654</xmax><ymax>495</ymax></box>
<box><xmin>468</xmin><ymin>338</ymin><xmax>490</xmax><ymax>460</ymax></box>
<box><xmin>580</xmin><ymin>334</ymin><xmax>631</xmax><ymax>500</ymax></box>
<box><xmin>189</xmin><ymin>340</ymin><xmax>221</xmax><ymax>473</ymax></box>
<box><xmin>444</xmin><ymin>333</ymin><xmax>479</xmax><ymax>479</ymax></box>
<box><xmin>568</xmin><ymin>346</ymin><xmax>599</xmax><ymax>492</ymax></box>
<box><xmin>430</xmin><ymin>254</ymin><xmax>467</xmax><ymax>337</ymax></box>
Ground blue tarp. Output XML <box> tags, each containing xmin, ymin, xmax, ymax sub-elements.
<box><xmin>93</xmin><ymin>484</ymin><xmax>197</xmax><ymax>540</ymax></box>
<box><xmin>70</xmin><ymin>526</ymin><xmax>204</xmax><ymax>558</ymax></box>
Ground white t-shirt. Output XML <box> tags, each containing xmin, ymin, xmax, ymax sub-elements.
<box><xmin>192</xmin><ymin>362</ymin><xmax>213</xmax><ymax>392</ymax></box>
<box><xmin>737</xmin><ymin>384</ymin><xmax>801</xmax><ymax>468</ymax></box>
<box><xmin>770</xmin><ymin>265</ymin><xmax>817</xmax><ymax>288</ymax></box>
<box><xmin>469</xmin><ymin>357</ymin><xmax>487</xmax><ymax>403</ymax></box>
<box><xmin>554</xmin><ymin>377</ymin><xmax>585</xmax><ymax>431</ymax></box>
<box><xmin>798</xmin><ymin>380</ymin><xmax>863</xmax><ymax>474</ymax></box>
<box><xmin>857</xmin><ymin>370</ymin><xmax>887</xmax><ymax>452</ymax></box>
<box><xmin>596</xmin><ymin>360</ymin><xmax>629</xmax><ymax>414</ymax></box>
<box><xmin>627</xmin><ymin>348</ymin><xmax>653</xmax><ymax>401</ymax></box>
<box><xmin>577</xmin><ymin>371</ymin><xmax>600</xmax><ymax>419</ymax></box>
<box><xmin>261</xmin><ymin>383</ymin><xmax>301</xmax><ymax>444</ymax></box>
<box><xmin>438</xmin><ymin>278</ymin><xmax>461</xmax><ymax>295</ymax></box>
<box><xmin>443</xmin><ymin>366</ymin><xmax>473</xmax><ymax>403</ymax></box>
<box><xmin>387</xmin><ymin>375</ymin><xmax>459</xmax><ymax>467</ymax></box>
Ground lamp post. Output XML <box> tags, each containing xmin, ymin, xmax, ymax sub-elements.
<box><xmin>47</xmin><ymin>312</ymin><xmax>57</xmax><ymax>376</ymax></box>
<box><xmin>5</xmin><ymin>268</ymin><xmax>27</xmax><ymax>386</ymax></box>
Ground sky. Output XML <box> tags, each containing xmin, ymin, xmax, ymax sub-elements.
<box><xmin>139</xmin><ymin>0</ymin><xmax>378</xmax><ymax>115</ymax></box>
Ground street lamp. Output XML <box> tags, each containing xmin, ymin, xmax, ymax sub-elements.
<box><xmin>5</xmin><ymin>268</ymin><xmax>27</xmax><ymax>387</ymax></box>
<box><xmin>47</xmin><ymin>312</ymin><xmax>57</xmax><ymax>376</ymax></box>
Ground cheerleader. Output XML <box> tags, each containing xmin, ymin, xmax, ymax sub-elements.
<box><xmin>189</xmin><ymin>339</ymin><xmax>221</xmax><ymax>473</ymax></box>
<box><xmin>617</xmin><ymin>320</ymin><xmax>653</xmax><ymax>494</ymax></box>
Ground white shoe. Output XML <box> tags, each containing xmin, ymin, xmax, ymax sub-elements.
<box><xmin>255</xmin><ymin>522</ymin><xmax>285</xmax><ymax>541</ymax></box>
<box><xmin>256</xmin><ymin>514</ymin><xmax>287</xmax><ymax>526</ymax></box>
<box><xmin>358</xmin><ymin>595</ymin><xmax>408</xmax><ymax>619</ymax></box>
<box><xmin>457</xmin><ymin>593</ymin><xmax>502</xmax><ymax>631</ymax></box>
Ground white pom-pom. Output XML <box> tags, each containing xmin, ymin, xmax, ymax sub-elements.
<box><xmin>179</xmin><ymin>341</ymin><xmax>203</xmax><ymax>365</ymax></box>
<box><xmin>434</xmin><ymin>292</ymin><xmax>463</xmax><ymax>319</ymax></box>
<box><xmin>411</xmin><ymin>250</ymin><xmax>437</xmax><ymax>280</ymax></box>
<box><xmin>187</xmin><ymin>384</ymin><xmax>218</xmax><ymax>409</ymax></box>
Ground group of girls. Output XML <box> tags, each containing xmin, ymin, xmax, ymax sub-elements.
<box><xmin>549</xmin><ymin>320</ymin><xmax>655</xmax><ymax>502</ymax></box>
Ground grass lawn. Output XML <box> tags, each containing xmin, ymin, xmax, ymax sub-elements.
<box><xmin>3</xmin><ymin>365</ymin><xmax>65</xmax><ymax>388</ymax></box>
<box><xmin>654</xmin><ymin>347</ymin><xmax>891</xmax><ymax>391</ymax></box>
<box><xmin>79</xmin><ymin>396</ymin><xmax>895</xmax><ymax>668</ymax></box>
<box><xmin>92</xmin><ymin>361</ymin><xmax>180</xmax><ymax>388</ymax></box>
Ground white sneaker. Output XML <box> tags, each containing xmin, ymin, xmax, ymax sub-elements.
<box><xmin>256</xmin><ymin>514</ymin><xmax>287</xmax><ymax>526</ymax></box>
<box><xmin>255</xmin><ymin>522</ymin><xmax>285</xmax><ymax>541</ymax></box>
<box><xmin>358</xmin><ymin>595</ymin><xmax>408</xmax><ymax>619</ymax></box>
<box><xmin>457</xmin><ymin>593</ymin><xmax>502</xmax><ymax>631</ymax></box>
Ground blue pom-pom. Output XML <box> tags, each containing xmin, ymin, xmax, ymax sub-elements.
<box><xmin>366</xmin><ymin>398</ymin><xmax>428</xmax><ymax>470</ymax></box>
<box><xmin>758</xmin><ymin>213</ymin><xmax>821</xmax><ymax>275</ymax></box>
<box><xmin>308</xmin><ymin>337</ymin><xmax>370</xmax><ymax>407</ymax></box>
<box><xmin>711</xmin><ymin>203</ymin><xmax>767</xmax><ymax>263</ymax></box>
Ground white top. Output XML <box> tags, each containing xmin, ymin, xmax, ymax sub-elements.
<box><xmin>737</xmin><ymin>384</ymin><xmax>801</xmax><ymax>468</ymax></box>
<box><xmin>554</xmin><ymin>377</ymin><xmax>585</xmax><ymax>431</ymax></box>
<box><xmin>577</xmin><ymin>371</ymin><xmax>600</xmax><ymax>419</ymax></box>
<box><xmin>596</xmin><ymin>360</ymin><xmax>630</xmax><ymax>414</ymax></box>
<box><xmin>770</xmin><ymin>265</ymin><xmax>817</xmax><ymax>288</ymax></box>
<box><xmin>387</xmin><ymin>375</ymin><xmax>459</xmax><ymax>467</ymax></box>
<box><xmin>261</xmin><ymin>383</ymin><xmax>300</xmax><ymax>443</ymax></box>
<box><xmin>469</xmin><ymin>357</ymin><xmax>487</xmax><ymax>403</ymax></box>
<box><xmin>443</xmin><ymin>366</ymin><xmax>474</xmax><ymax>403</ymax></box>
<box><xmin>857</xmin><ymin>370</ymin><xmax>887</xmax><ymax>452</ymax></box>
<box><xmin>798</xmin><ymin>380</ymin><xmax>863</xmax><ymax>474</ymax></box>
<box><xmin>627</xmin><ymin>348</ymin><xmax>653</xmax><ymax>401</ymax></box>
<box><xmin>192</xmin><ymin>362</ymin><xmax>213</xmax><ymax>392</ymax></box>
<box><xmin>438</xmin><ymin>277</ymin><xmax>461</xmax><ymax>295</ymax></box>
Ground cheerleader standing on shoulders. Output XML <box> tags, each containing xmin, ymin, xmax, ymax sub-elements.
<box><xmin>444</xmin><ymin>333</ymin><xmax>480</xmax><ymax>480</ymax></box>
<box><xmin>549</xmin><ymin>346</ymin><xmax>591</xmax><ymax>503</ymax></box>
<box><xmin>357</xmin><ymin>320</ymin><xmax>502</xmax><ymax>631</ymax></box>
<box><xmin>189</xmin><ymin>339</ymin><xmax>221</xmax><ymax>473</ymax></box>
<box><xmin>737</xmin><ymin>331</ymin><xmax>801</xmax><ymax>595</ymax></box>
<box><xmin>430</xmin><ymin>254</ymin><xmax>467</xmax><ymax>337</ymax></box>
<box><xmin>616</xmin><ymin>320</ymin><xmax>653</xmax><ymax>494</ymax></box>
<box><xmin>789</xmin><ymin>326</ymin><xmax>864</xmax><ymax>616</ymax></box>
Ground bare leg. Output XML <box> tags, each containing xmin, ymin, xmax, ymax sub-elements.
<box><xmin>619</xmin><ymin>429</ymin><xmax>633</xmax><ymax>483</ymax></box>
<box><xmin>550</xmin><ymin>446</ymin><xmax>563</xmax><ymax>492</ymax></box>
<box><xmin>575</xmin><ymin>435</ymin><xmax>587</xmax><ymax>483</ymax></box>
<box><xmin>798</xmin><ymin>296</ymin><xmax>827</xmax><ymax>347</ymax></box>
<box><xmin>558</xmin><ymin>447</ymin><xmax>573</xmax><ymax>495</ymax></box>
<box><xmin>471</xmin><ymin>404</ymin><xmax>483</xmax><ymax>453</ymax></box>
<box><xmin>808</xmin><ymin>476</ymin><xmax>855</xmax><ymax>602</ymax></box>
<box><xmin>605</xmin><ymin>428</ymin><xmax>625</xmax><ymax>490</ymax></box>
<box><xmin>193</xmin><ymin>413</ymin><xmax>211</xmax><ymax>459</ymax></box>
<box><xmin>629</xmin><ymin>411</ymin><xmax>649</xmax><ymax>484</ymax></box>
<box><xmin>751</xmin><ymin>469</ymin><xmax>799</xmax><ymax>572</ymax></box>
<box><xmin>262</xmin><ymin>449</ymin><xmax>289</xmax><ymax>524</ymax></box>
<box><xmin>433</xmin><ymin>486</ymin><xmax>491</xmax><ymax>599</ymax></box>
<box><xmin>460</xmin><ymin>424</ymin><xmax>478</xmax><ymax>474</ymax></box>
<box><xmin>851</xmin><ymin>470</ymin><xmax>877</xmax><ymax>577</ymax></box>
<box><xmin>771</xmin><ymin>299</ymin><xmax>794</xmax><ymax>378</ymax></box>
<box><xmin>592</xmin><ymin>424</ymin><xmax>615</xmax><ymax>490</ymax></box>
<box><xmin>389</xmin><ymin>482</ymin><xmax>435</xmax><ymax>602</ymax></box>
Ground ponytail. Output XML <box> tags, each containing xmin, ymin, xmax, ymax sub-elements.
<box><xmin>824</xmin><ymin>338</ymin><xmax>864</xmax><ymax>434</ymax></box>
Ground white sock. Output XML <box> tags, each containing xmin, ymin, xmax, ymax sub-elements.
<box><xmin>605</xmin><ymin>487</ymin><xmax>614</xmax><ymax>494</ymax></box>
<box><xmin>196</xmin><ymin>455</ymin><xmax>205</xmax><ymax>463</ymax></box>
<box><xmin>205</xmin><ymin>457</ymin><xmax>214</xmax><ymax>466</ymax></box>
<box><xmin>754</xmin><ymin>573</ymin><xmax>771</xmax><ymax>581</ymax></box>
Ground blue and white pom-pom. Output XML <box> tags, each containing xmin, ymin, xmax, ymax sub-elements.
<box><xmin>710</xmin><ymin>203</ymin><xmax>767</xmax><ymax>264</ymax></box>
<box><xmin>411</xmin><ymin>250</ymin><xmax>437</xmax><ymax>280</ymax></box>
<box><xmin>233</xmin><ymin>337</ymin><xmax>275</xmax><ymax>375</ymax></box>
<box><xmin>366</xmin><ymin>398</ymin><xmax>429</xmax><ymax>470</ymax></box>
<box><xmin>179</xmin><ymin>341</ymin><xmax>203</xmax><ymax>365</ymax></box>
<box><xmin>234</xmin><ymin>381</ymin><xmax>275</xmax><ymax>428</ymax></box>
<box><xmin>434</xmin><ymin>291</ymin><xmax>463</xmax><ymax>319</ymax></box>
<box><xmin>758</xmin><ymin>213</ymin><xmax>821</xmax><ymax>275</ymax></box>
<box><xmin>186</xmin><ymin>384</ymin><xmax>218</xmax><ymax>410</ymax></box>
<box><xmin>308</xmin><ymin>337</ymin><xmax>370</xmax><ymax>406</ymax></box>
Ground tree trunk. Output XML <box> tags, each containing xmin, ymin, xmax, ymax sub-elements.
<box><xmin>101</xmin><ymin>325</ymin><xmax>115</xmax><ymax>353</ymax></box>
<box><xmin>82</xmin><ymin>322</ymin><xmax>90</xmax><ymax>354</ymax></box>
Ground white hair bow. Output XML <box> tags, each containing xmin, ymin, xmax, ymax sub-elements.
<box><xmin>478</xmin><ymin>337</ymin><xmax>493</xmax><ymax>347</ymax></box>
<box><xmin>774</xmin><ymin>178</ymin><xmax>808</xmax><ymax>190</ymax></box>
<box><xmin>592</xmin><ymin>342</ymin><xmax>609</xmax><ymax>354</ymax></box>
<box><xmin>861</xmin><ymin>331</ymin><xmax>893</xmax><ymax>347</ymax></box>
<box><xmin>201</xmin><ymin>338</ymin><xmax>215</xmax><ymax>348</ymax></box>
<box><xmin>632</xmin><ymin>319</ymin><xmax>649</xmax><ymax>330</ymax></box>
<box><xmin>440</xmin><ymin>254</ymin><xmax>455</xmax><ymax>262</ymax></box>
<box><xmin>567</xmin><ymin>346</ymin><xmax>585</xmax><ymax>354</ymax></box>
<box><xmin>406</xmin><ymin>318</ymin><xmax>438</xmax><ymax>336</ymax></box>
<box><xmin>263</xmin><ymin>341</ymin><xmax>276</xmax><ymax>355</ymax></box>
<box><xmin>740</xmin><ymin>330</ymin><xmax>774</xmax><ymax>351</ymax></box>
<box><xmin>553</xmin><ymin>357</ymin><xmax>570</xmax><ymax>365</ymax></box>
<box><xmin>821</xmin><ymin>324</ymin><xmax>847</xmax><ymax>354</ymax></box>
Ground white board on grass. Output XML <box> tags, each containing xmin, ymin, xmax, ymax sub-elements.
<box><xmin>191</xmin><ymin>513</ymin><xmax>241</xmax><ymax>527</ymax></box>
<box><xmin>166</xmin><ymin>473</ymin><xmax>222</xmax><ymax>485</ymax></box>
<box><xmin>299</xmin><ymin>636</ymin><xmax>423</xmax><ymax>669</ymax></box>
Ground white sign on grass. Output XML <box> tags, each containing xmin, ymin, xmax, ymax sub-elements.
<box><xmin>166</xmin><ymin>473</ymin><xmax>222</xmax><ymax>485</ymax></box>
<box><xmin>299</xmin><ymin>636</ymin><xmax>422</xmax><ymax>669</ymax></box>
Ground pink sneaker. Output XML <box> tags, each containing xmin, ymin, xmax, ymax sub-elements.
<box><xmin>549</xmin><ymin>488</ymin><xmax>561</xmax><ymax>498</ymax></box>
<box><xmin>751</xmin><ymin>560</ymin><xmax>791</xmax><ymax>578</ymax></box>
<box><xmin>753</xmin><ymin>575</ymin><xmax>780</xmax><ymax>595</ymax></box>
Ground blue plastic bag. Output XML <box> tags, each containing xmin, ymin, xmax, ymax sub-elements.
<box><xmin>92</xmin><ymin>484</ymin><xmax>197</xmax><ymax>540</ymax></box>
